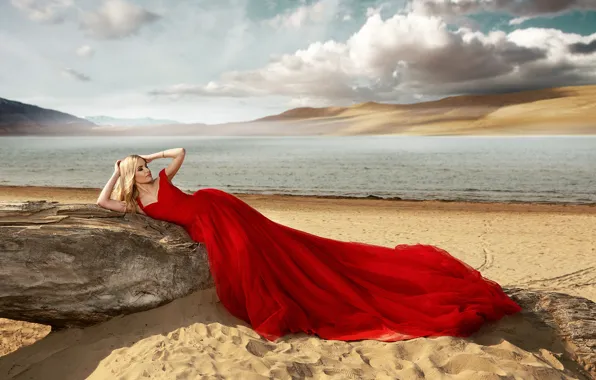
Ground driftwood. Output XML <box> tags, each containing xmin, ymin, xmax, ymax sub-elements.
<box><xmin>0</xmin><ymin>201</ymin><xmax>594</xmax><ymax>377</ymax></box>
<box><xmin>0</xmin><ymin>201</ymin><xmax>213</xmax><ymax>328</ymax></box>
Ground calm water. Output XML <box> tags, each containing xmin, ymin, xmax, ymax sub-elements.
<box><xmin>0</xmin><ymin>136</ymin><xmax>594</xmax><ymax>204</ymax></box>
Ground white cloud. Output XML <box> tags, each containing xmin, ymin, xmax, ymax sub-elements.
<box><xmin>149</xmin><ymin>82</ymin><xmax>258</xmax><ymax>99</ymax></box>
<box><xmin>62</xmin><ymin>67</ymin><xmax>91</xmax><ymax>81</ymax></box>
<box><xmin>80</xmin><ymin>0</ymin><xmax>160</xmax><ymax>39</ymax></box>
<box><xmin>150</xmin><ymin>40</ymin><xmax>360</xmax><ymax>100</ymax></box>
<box><xmin>10</xmin><ymin>0</ymin><xmax>73</xmax><ymax>23</ymax></box>
<box><xmin>286</xmin><ymin>95</ymin><xmax>338</xmax><ymax>108</ymax></box>
<box><xmin>76</xmin><ymin>44</ymin><xmax>94</xmax><ymax>58</ymax></box>
<box><xmin>265</xmin><ymin>0</ymin><xmax>340</xmax><ymax>29</ymax></box>
<box><xmin>149</xmin><ymin>10</ymin><xmax>596</xmax><ymax>105</ymax></box>
<box><xmin>509</xmin><ymin>16</ymin><xmax>530</xmax><ymax>25</ymax></box>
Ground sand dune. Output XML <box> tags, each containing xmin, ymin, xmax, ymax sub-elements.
<box><xmin>253</xmin><ymin>85</ymin><xmax>596</xmax><ymax>135</ymax></box>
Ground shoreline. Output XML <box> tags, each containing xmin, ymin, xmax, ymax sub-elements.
<box><xmin>1</xmin><ymin>185</ymin><xmax>595</xmax><ymax>214</ymax></box>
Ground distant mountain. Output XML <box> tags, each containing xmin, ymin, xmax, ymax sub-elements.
<box><xmin>0</xmin><ymin>97</ymin><xmax>95</xmax><ymax>135</ymax></box>
<box><xmin>85</xmin><ymin>115</ymin><xmax>183</xmax><ymax>127</ymax></box>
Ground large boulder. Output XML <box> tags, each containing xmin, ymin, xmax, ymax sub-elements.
<box><xmin>0</xmin><ymin>201</ymin><xmax>213</xmax><ymax>328</ymax></box>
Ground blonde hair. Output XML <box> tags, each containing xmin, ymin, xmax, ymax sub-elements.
<box><xmin>110</xmin><ymin>154</ymin><xmax>145</xmax><ymax>213</ymax></box>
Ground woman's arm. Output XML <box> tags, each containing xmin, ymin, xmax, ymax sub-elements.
<box><xmin>96</xmin><ymin>162</ymin><xmax>127</xmax><ymax>212</ymax></box>
<box><xmin>141</xmin><ymin>148</ymin><xmax>186</xmax><ymax>181</ymax></box>
<box><xmin>139</xmin><ymin>147</ymin><xmax>185</xmax><ymax>163</ymax></box>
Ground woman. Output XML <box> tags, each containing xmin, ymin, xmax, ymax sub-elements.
<box><xmin>97</xmin><ymin>148</ymin><xmax>521</xmax><ymax>342</ymax></box>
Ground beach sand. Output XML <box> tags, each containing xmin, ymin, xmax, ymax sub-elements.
<box><xmin>0</xmin><ymin>186</ymin><xmax>595</xmax><ymax>379</ymax></box>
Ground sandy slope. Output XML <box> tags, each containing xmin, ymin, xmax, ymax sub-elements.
<box><xmin>0</xmin><ymin>187</ymin><xmax>595</xmax><ymax>379</ymax></box>
<box><xmin>252</xmin><ymin>85</ymin><xmax>596</xmax><ymax>135</ymax></box>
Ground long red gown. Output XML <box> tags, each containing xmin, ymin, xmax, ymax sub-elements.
<box><xmin>136</xmin><ymin>168</ymin><xmax>521</xmax><ymax>342</ymax></box>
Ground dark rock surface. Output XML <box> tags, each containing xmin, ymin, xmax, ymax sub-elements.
<box><xmin>0</xmin><ymin>201</ymin><xmax>213</xmax><ymax>328</ymax></box>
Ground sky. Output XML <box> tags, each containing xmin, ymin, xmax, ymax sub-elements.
<box><xmin>1</xmin><ymin>0</ymin><xmax>596</xmax><ymax>124</ymax></box>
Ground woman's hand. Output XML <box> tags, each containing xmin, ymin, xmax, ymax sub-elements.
<box><xmin>114</xmin><ymin>159</ymin><xmax>121</xmax><ymax>174</ymax></box>
<box><xmin>139</xmin><ymin>154</ymin><xmax>154</xmax><ymax>164</ymax></box>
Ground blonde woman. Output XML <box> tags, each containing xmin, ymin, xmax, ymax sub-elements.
<box><xmin>97</xmin><ymin>147</ymin><xmax>521</xmax><ymax>342</ymax></box>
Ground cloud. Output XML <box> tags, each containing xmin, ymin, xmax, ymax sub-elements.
<box><xmin>10</xmin><ymin>0</ymin><xmax>73</xmax><ymax>23</ymax></box>
<box><xmin>413</xmin><ymin>0</ymin><xmax>596</xmax><ymax>19</ymax></box>
<box><xmin>62</xmin><ymin>67</ymin><xmax>91</xmax><ymax>81</ymax></box>
<box><xmin>568</xmin><ymin>39</ymin><xmax>596</xmax><ymax>55</ymax></box>
<box><xmin>149</xmin><ymin>40</ymin><xmax>363</xmax><ymax>100</ymax></box>
<box><xmin>149</xmin><ymin>82</ymin><xmax>257</xmax><ymax>98</ymax></box>
<box><xmin>76</xmin><ymin>45</ymin><xmax>94</xmax><ymax>58</ymax></box>
<box><xmin>148</xmin><ymin>11</ymin><xmax>596</xmax><ymax>105</ymax></box>
<box><xmin>80</xmin><ymin>0</ymin><xmax>160</xmax><ymax>39</ymax></box>
<box><xmin>265</xmin><ymin>0</ymin><xmax>340</xmax><ymax>29</ymax></box>
<box><xmin>508</xmin><ymin>16</ymin><xmax>531</xmax><ymax>25</ymax></box>
<box><xmin>346</xmin><ymin>13</ymin><xmax>547</xmax><ymax>85</ymax></box>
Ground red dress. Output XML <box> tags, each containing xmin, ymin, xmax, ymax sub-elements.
<box><xmin>136</xmin><ymin>168</ymin><xmax>521</xmax><ymax>342</ymax></box>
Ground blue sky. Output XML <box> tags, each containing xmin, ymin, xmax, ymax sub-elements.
<box><xmin>1</xmin><ymin>0</ymin><xmax>595</xmax><ymax>124</ymax></box>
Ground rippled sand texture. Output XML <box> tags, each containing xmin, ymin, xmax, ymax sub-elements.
<box><xmin>0</xmin><ymin>288</ymin><xmax>588</xmax><ymax>379</ymax></box>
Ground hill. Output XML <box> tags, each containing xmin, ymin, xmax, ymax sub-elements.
<box><xmin>251</xmin><ymin>85</ymin><xmax>596</xmax><ymax>135</ymax></box>
<box><xmin>3</xmin><ymin>84</ymin><xmax>596</xmax><ymax>136</ymax></box>
<box><xmin>0</xmin><ymin>98</ymin><xmax>95</xmax><ymax>135</ymax></box>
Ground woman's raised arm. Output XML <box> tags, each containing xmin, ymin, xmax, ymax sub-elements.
<box><xmin>140</xmin><ymin>148</ymin><xmax>186</xmax><ymax>182</ymax></box>
<box><xmin>96</xmin><ymin>160</ymin><xmax>127</xmax><ymax>212</ymax></box>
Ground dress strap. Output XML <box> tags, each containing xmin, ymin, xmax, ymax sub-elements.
<box><xmin>159</xmin><ymin>168</ymin><xmax>168</xmax><ymax>182</ymax></box>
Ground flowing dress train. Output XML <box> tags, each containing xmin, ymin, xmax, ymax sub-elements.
<box><xmin>136</xmin><ymin>169</ymin><xmax>521</xmax><ymax>342</ymax></box>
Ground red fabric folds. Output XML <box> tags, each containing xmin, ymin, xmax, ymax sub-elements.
<box><xmin>136</xmin><ymin>168</ymin><xmax>521</xmax><ymax>342</ymax></box>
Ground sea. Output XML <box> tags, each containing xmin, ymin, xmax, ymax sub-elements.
<box><xmin>0</xmin><ymin>135</ymin><xmax>594</xmax><ymax>204</ymax></box>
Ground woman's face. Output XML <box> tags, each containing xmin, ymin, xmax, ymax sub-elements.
<box><xmin>134</xmin><ymin>158</ymin><xmax>153</xmax><ymax>184</ymax></box>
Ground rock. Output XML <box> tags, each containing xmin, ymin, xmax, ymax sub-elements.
<box><xmin>504</xmin><ymin>288</ymin><xmax>596</xmax><ymax>379</ymax></box>
<box><xmin>0</xmin><ymin>201</ymin><xmax>213</xmax><ymax>329</ymax></box>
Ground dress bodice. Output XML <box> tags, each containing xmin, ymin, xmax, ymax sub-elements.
<box><xmin>136</xmin><ymin>168</ymin><xmax>201</xmax><ymax>234</ymax></box>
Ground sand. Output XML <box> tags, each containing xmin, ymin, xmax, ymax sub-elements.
<box><xmin>0</xmin><ymin>186</ymin><xmax>595</xmax><ymax>379</ymax></box>
<box><xmin>250</xmin><ymin>84</ymin><xmax>596</xmax><ymax>136</ymax></box>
